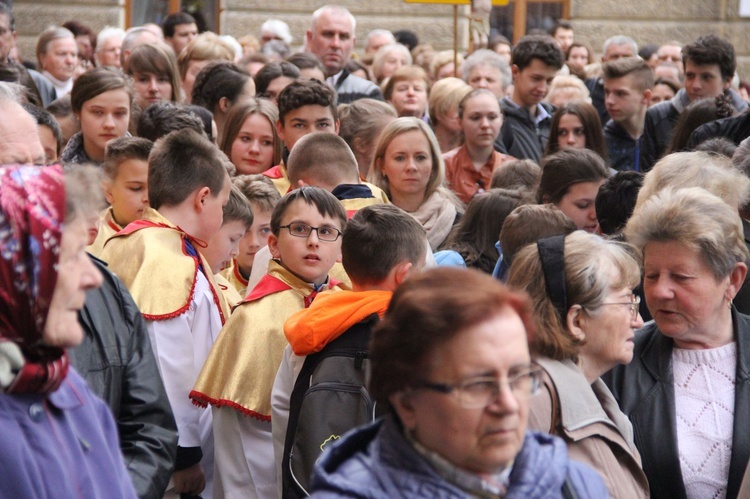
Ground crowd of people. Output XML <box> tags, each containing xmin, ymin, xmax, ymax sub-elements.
<box><xmin>2</xmin><ymin>2</ymin><xmax>750</xmax><ymax>498</ymax></box>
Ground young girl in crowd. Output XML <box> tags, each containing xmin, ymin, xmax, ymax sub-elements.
<box><xmin>126</xmin><ymin>42</ymin><xmax>182</xmax><ymax>110</ymax></box>
<box><xmin>60</xmin><ymin>67</ymin><xmax>132</xmax><ymax>165</ymax></box>
<box><xmin>537</xmin><ymin>148</ymin><xmax>610</xmax><ymax>233</ymax></box>
<box><xmin>545</xmin><ymin>102</ymin><xmax>607</xmax><ymax>160</ymax></box>
<box><xmin>436</xmin><ymin>188</ymin><xmax>531</xmax><ymax>273</ymax></box>
<box><xmin>566</xmin><ymin>42</ymin><xmax>594</xmax><ymax>77</ymax></box>
<box><xmin>443</xmin><ymin>88</ymin><xmax>514</xmax><ymax>203</ymax></box>
<box><xmin>192</xmin><ymin>60</ymin><xmax>255</xmax><ymax>140</ymax></box>
<box><xmin>253</xmin><ymin>61</ymin><xmax>300</xmax><ymax>105</ymax></box>
<box><xmin>220</xmin><ymin>98</ymin><xmax>282</xmax><ymax>175</ymax></box>
<box><xmin>338</xmin><ymin>98</ymin><xmax>397</xmax><ymax>178</ymax></box>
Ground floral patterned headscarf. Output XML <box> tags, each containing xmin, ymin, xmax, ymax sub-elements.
<box><xmin>0</xmin><ymin>164</ymin><xmax>69</xmax><ymax>393</ymax></box>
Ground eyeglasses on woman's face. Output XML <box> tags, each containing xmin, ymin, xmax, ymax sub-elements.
<box><xmin>587</xmin><ymin>294</ymin><xmax>641</xmax><ymax>322</ymax></box>
<box><xmin>416</xmin><ymin>365</ymin><xmax>542</xmax><ymax>409</ymax></box>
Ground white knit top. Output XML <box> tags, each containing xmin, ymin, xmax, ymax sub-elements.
<box><xmin>673</xmin><ymin>342</ymin><xmax>736</xmax><ymax>499</ymax></box>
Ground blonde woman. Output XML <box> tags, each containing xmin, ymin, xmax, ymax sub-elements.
<box><xmin>368</xmin><ymin>117</ymin><xmax>462</xmax><ymax>250</ymax></box>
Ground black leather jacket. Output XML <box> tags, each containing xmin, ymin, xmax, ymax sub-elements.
<box><xmin>70</xmin><ymin>256</ymin><xmax>178</xmax><ymax>499</ymax></box>
<box><xmin>495</xmin><ymin>97</ymin><xmax>554</xmax><ymax>163</ymax></box>
<box><xmin>641</xmin><ymin>88</ymin><xmax>748</xmax><ymax>171</ymax></box>
<box><xmin>687</xmin><ymin>110</ymin><xmax>750</xmax><ymax>149</ymax></box>
<box><xmin>605</xmin><ymin>311</ymin><xmax>750</xmax><ymax>499</ymax></box>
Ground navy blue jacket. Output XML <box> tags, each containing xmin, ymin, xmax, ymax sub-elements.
<box><xmin>604</xmin><ymin>119</ymin><xmax>642</xmax><ymax>172</ymax></box>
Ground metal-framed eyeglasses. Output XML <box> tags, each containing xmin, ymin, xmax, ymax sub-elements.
<box><xmin>587</xmin><ymin>294</ymin><xmax>641</xmax><ymax>321</ymax></box>
<box><xmin>415</xmin><ymin>366</ymin><xmax>542</xmax><ymax>409</ymax></box>
<box><xmin>278</xmin><ymin>222</ymin><xmax>342</xmax><ymax>242</ymax></box>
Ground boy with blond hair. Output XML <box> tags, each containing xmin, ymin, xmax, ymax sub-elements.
<box><xmin>87</xmin><ymin>136</ymin><xmax>152</xmax><ymax>256</ymax></box>
<box><xmin>221</xmin><ymin>174</ymin><xmax>281</xmax><ymax>296</ymax></box>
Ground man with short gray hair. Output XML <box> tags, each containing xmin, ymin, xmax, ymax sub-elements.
<box><xmin>306</xmin><ymin>5</ymin><xmax>383</xmax><ymax>104</ymax></box>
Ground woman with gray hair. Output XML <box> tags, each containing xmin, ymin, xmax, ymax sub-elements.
<box><xmin>508</xmin><ymin>231</ymin><xmax>649</xmax><ymax>498</ymax></box>
<box><xmin>36</xmin><ymin>26</ymin><xmax>78</xmax><ymax>99</ymax></box>
<box><xmin>461</xmin><ymin>48</ymin><xmax>512</xmax><ymax>98</ymax></box>
<box><xmin>635</xmin><ymin>150</ymin><xmax>750</xmax><ymax>211</ymax></box>
<box><xmin>371</xmin><ymin>43</ymin><xmax>412</xmax><ymax>84</ymax></box>
<box><xmin>607</xmin><ymin>187</ymin><xmax>750</xmax><ymax>499</ymax></box>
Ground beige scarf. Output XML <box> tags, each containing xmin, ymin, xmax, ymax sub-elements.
<box><xmin>410</xmin><ymin>188</ymin><xmax>458</xmax><ymax>251</ymax></box>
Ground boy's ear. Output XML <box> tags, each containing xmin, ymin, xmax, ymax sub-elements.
<box><xmin>268</xmin><ymin>232</ymin><xmax>281</xmax><ymax>259</ymax></box>
<box><xmin>333</xmin><ymin>119</ymin><xmax>341</xmax><ymax>135</ymax></box>
<box><xmin>392</xmin><ymin>261</ymin><xmax>413</xmax><ymax>287</ymax></box>
<box><xmin>194</xmin><ymin>186</ymin><xmax>212</xmax><ymax>213</ymax></box>
<box><xmin>103</xmin><ymin>179</ymin><xmax>114</xmax><ymax>205</ymax></box>
<box><xmin>641</xmin><ymin>88</ymin><xmax>652</xmax><ymax>107</ymax></box>
<box><xmin>276</xmin><ymin>119</ymin><xmax>286</xmax><ymax>142</ymax></box>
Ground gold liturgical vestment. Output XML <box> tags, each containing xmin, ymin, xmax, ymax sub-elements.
<box><xmin>99</xmin><ymin>207</ymin><xmax>229</xmax><ymax>322</ymax></box>
<box><xmin>190</xmin><ymin>261</ymin><xmax>340</xmax><ymax>421</ymax></box>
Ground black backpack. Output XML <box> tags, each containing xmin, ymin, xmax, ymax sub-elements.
<box><xmin>281</xmin><ymin>314</ymin><xmax>379</xmax><ymax>498</ymax></box>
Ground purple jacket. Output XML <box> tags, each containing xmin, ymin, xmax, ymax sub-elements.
<box><xmin>0</xmin><ymin>368</ymin><xmax>137</xmax><ymax>498</ymax></box>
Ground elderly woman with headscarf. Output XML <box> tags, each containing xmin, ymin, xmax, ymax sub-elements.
<box><xmin>607</xmin><ymin>187</ymin><xmax>750</xmax><ymax>499</ymax></box>
<box><xmin>0</xmin><ymin>164</ymin><xmax>136</xmax><ymax>498</ymax></box>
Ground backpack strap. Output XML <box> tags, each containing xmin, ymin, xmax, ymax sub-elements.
<box><xmin>281</xmin><ymin>314</ymin><xmax>379</xmax><ymax>498</ymax></box>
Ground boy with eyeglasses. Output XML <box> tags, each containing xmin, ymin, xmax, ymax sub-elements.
<box><xmin>191</xmin><ymin>186</ymin><xmax>347</xmax><ymax>498</ymax></box>
<box><xmin>271</xmin><ymin>204</ymin><xmax>427</xmax><ymax>496</ymax></box>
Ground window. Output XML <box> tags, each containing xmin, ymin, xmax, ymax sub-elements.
<box><xmin>126</xmin><ymin>0</ymin><xmax>219</xmax><ymax>32</ymax></box>
<box><xmin>491</xmin><ymin>0</ymin><xmax>570</xmax><ymax>43</ymax></box>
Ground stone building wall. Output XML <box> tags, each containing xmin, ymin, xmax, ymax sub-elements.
<box><xmin>15</xmin><ymin>0</ymin><xmax>122</xmax><ymax>61</ymax></box>
<box><xmin>221</xmin><ymin>0</ymin><xmax>469</xmax><ymax>55</ymax></box>
<box><xmin>11</xmin><ymin>0</ymin><xmax>750</xmax><ymax>77</ymax></box>
<box><xmin>571</xmin><ymin>0</ymin><xmax>750</xmax><ymax>79</ymax></box>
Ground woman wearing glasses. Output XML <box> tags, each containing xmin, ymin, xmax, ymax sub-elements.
<box><xmin>310</xmin><ymin>267</ymin><xmax>607</xmax><ymax>497</ymax></box>
<box><xmin>608</xmin><ymin>187</ymin><xmax>750</xmax><ymax>499</ymax></box>
<box><xmin>507</xmin><ymin>231</ymin><xmax>649</xmax><ymax>498</ymax></box>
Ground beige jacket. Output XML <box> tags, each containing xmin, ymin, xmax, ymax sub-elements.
<box><xmin>528</xmin><ymin>358</ymin><xmax>650</xmax><ymax>499</ymax></box>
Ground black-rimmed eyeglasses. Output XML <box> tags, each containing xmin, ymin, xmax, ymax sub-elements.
<box><xmin>278</xmin><ymin>222</ymin><xmax>342</xmax><ymax>242</ymax></box>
